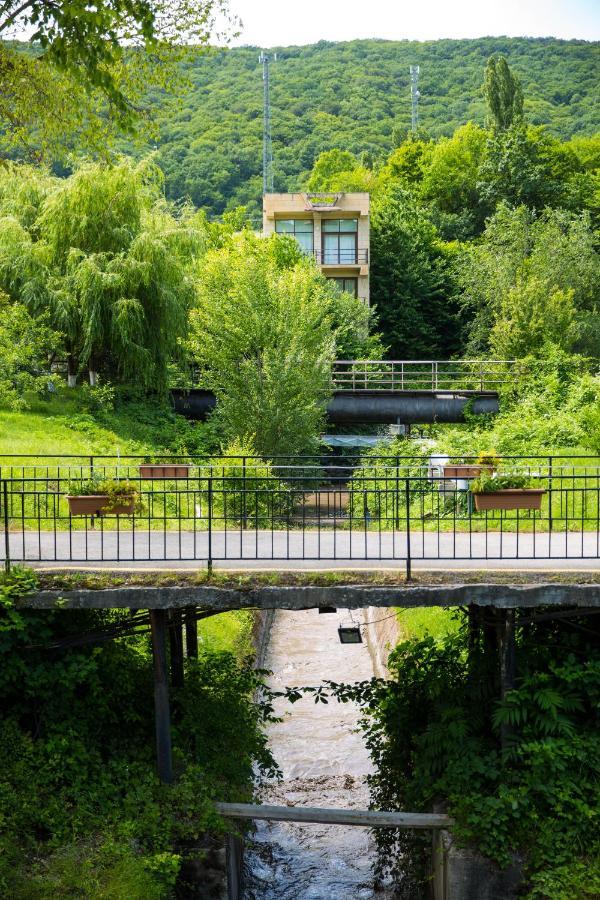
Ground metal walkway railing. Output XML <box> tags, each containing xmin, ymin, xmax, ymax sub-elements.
<box><xmin>331</xmin><ymin>360</ymin><xmax>517</xmax><ymax>392</ymax></box>
<box><xmin>2</xmin><ymin>464</ymin><xmax>600</xmax><ymax>575</ymax></box>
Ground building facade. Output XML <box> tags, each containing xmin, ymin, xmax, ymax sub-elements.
<box><xmin>263</xmin><ymin>192</ymin><xmax>370</xmax><ymax>304</ymax></box>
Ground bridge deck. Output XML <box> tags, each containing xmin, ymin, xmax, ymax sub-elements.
<box><xmin>6</xmin><ymin>528</ymin><xmax>600</xmax><ymax>572</ymax></box>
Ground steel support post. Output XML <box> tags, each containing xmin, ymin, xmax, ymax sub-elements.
<box><xmin>184</xmin><ymin>607</ymin><xmax>199</xmax><ymax>659</ymax></box>
<box><xmin>169</xmin><ymin>610</ymin><xmax>185</xmax><ymax>689</ymax></box>
<box><xmin>149</xmin><ymin>610</ymin><xmax>173</xmax><ymax>784</ymax></box>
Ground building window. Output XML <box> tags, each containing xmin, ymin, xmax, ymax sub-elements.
<box><xmin>328</xmin><ymin>277</ymin><xmax>358</xmax><ymax>297</ymax></box>
<box><xmin>275</xmin><ymin>219</ymin><xmax>313</xmax><ymax>254</ymax></box>
<box><xmin>322</xmin><ymin>219</ymin><xmax>358</xmax><ymax>264</ymax></box>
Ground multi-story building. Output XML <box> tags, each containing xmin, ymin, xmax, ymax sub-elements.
<box><xmin>263</xmin><ymin>192</ymin><xmax>370</xmax><ymax>304</ymax></box>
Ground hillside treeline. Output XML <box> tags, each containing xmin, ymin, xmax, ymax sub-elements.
<box><xmin>150</xmin><ymin>37</ymin><xmax>599</xmax><ymax>216</ymax></box>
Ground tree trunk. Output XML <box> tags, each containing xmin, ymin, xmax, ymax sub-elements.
<box><xmin>67</xmin><ymin>353</ymin><xmax>77</xmax><ymax>388</ymax></box>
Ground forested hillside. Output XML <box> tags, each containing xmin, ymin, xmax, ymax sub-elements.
<box><xmin>152</xmin><ymin>37</ymin><xmax>599</xmax><ymax>216</ymax></box>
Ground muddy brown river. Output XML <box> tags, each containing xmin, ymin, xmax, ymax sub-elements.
<box><xmin>244</xmin><ymin>608</ymin><xmax>395</xmax><ymax>899</ymax></box>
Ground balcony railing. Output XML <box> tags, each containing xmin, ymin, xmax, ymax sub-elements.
<box><xmin>310</xmin><ymin>248</ymin><xmax>369</xmax><ymax>265</ymax></box>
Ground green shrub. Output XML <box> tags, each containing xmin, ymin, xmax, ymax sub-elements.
<box><xmin>470</xmin><ymin>472</ymin><xmax>537</xmax><ymax>493</ymax></box>
<box><xmin>333</xmin><ymin>611</ymin><xmax>600</xmax><ymax>896</ymax></box>
<box><xmin>0</xmin><ymin>567</ymin><xmax>277</xmax><ymax>897</ymax></box>
<box><xmin>527</xmin><ymin>858</ymin><xmax>600</xmax><ymax>900</ymax></box>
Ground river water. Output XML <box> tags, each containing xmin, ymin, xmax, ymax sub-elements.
<box><xmin>244</xmin><ymin>608</ymin><xmax>394</xmax><ymax>899</ymax></box>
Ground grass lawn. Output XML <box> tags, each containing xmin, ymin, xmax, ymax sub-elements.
<box><xmin>396</xmin><ymin>606</ymin><xmax>460</xmax><ymax>642</ymax></box>
<box><xmin>0</xmin><ymin>391</ymin><xmax>216</xmax><ymax>467</ymax></box>
<box><xmin>198</xmin><ymin>609</ymin><xmax>255</xmax><ymax>659</ymax></box>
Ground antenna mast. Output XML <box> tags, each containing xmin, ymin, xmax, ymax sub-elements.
<box><xmin>410</xmin><ymin>65</ymin><xmax>420</xmax><ymax>133</ymax></box>
<box><xmin>259</xmin><ymin>51</ymin><xmax>276</xmax><ymax>194</ymax></box>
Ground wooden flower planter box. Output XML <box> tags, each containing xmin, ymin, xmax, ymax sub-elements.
<box><xmin>473</xmin><ymin>489</ymin><xmax>546</xmax><ymax>512</ymax></box>
<box><xmin>139</xmin><ymin>464</ymin><xmax>190</xmax><ymax>479</ymax></box>
<box><xmin>66</xmin><ymin>495</ymin><xmax>136</xmax><ymax>516</ymax></box>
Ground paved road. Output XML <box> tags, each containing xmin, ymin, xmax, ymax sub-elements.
<box><xmin>4</xmin><ymin>529</ymin><xmax>600</xmax><ymax>571</ymax></box>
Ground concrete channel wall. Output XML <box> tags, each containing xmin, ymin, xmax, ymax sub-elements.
<box><xmin>363</xmin><ymin>605</ymin><xmax>400</xmax><ymax>677</ymax></box>
<box><xmin>432</xmin><ymin>830</ymin><xmax>522</xmax><ymax>900</ymax></box>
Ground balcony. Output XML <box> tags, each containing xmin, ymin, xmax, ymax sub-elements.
<box><xmin>310</xmin><ymin>248</ymin><xmax>369</xmax><ymax>266</ymax></box>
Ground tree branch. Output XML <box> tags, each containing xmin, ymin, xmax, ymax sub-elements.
<box><xmin>0</xmin><ymin>0</ymin><xmax>37</xmax><ymax>35</ymax></box>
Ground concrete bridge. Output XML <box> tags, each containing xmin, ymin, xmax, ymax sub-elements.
<box><xmin>172</xmin><ymin>360</ymin><xmax>508</xmax><ymax>425</ymax></box>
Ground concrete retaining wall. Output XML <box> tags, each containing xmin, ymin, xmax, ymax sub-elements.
<box><xmin>363</xmin><ymin>606</ymin><xmax>399</xmax><ymax>677</ymax></box>
<box><xmin>432</xmin><ymin>830</ymin><xmax>522</xmax><ymax>900</ymax></box>
<box><xmin>176</xmin><ymin>835</ymin><xmax>229</xmax><ymax>898</ymax></box>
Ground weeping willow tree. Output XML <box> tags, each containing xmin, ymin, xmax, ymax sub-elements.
<box><xmin>0</xmin><ymin>158</ymin><xmax>203</xmax><ymax>390</ymax></box>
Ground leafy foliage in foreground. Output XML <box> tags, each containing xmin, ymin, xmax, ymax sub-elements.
<box><xmin>0</xmin><ymin>567</ymin><xmax>277</xmax><ymax>897</ymax></box>
<box><xmin>0</xmin><ymin>1</ymin><xmax>233</xmax><ymax>159</ymax></box>
<box><xmin>331</xmin><ymin>612</ymin><xmax>600</xmax><ymax>898</ymax></box>
<box><xmin>432</xmin><ymin>354</ymin><xmax>600</xmax><ymax>457</ymax></box>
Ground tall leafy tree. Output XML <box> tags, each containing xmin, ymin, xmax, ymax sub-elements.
<box><xmin>369</xmin><ymin>186</ymin><xmax>461</xmax><ymax>359</ymax></box>
<box><xmin>420</xmin><ymin>123</ymin><xmax>488</xmax><ymax>239</ymax></box>
<box><xmin>457</xmin><ymin>204</ymin><xmax>600</xmax><ymax>357</ymax></box>
<box><xmin>188</xmin><ymin>232</ymin><xmax>378</xmax><ymax>457</ymax></box>
<box><xmin>0</xmin><ymin>293</ymin><xmax>61</xmax><ymax>408</ymax></box>
<box><xmin>305</xmin><ymin>149</ymin><xmax>375</xmax><ymax>193</ymax></box>
<box><xmin>483</xmin><ymin>55</ymin><xmax>524</xmax><ymax>130</ymax></box>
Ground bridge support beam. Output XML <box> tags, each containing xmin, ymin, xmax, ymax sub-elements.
<box><xmin>497</xmin><ymin>608</ymin><xmax>517</xmax><ymax>750</ymax></box>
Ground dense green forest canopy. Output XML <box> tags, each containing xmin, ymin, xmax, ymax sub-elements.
<box><xmin>149</xmin><ymin>37</ymin><xmax>599</xmax><ymax>216</ymax></box>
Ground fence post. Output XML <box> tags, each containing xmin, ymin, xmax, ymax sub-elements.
<box><xmin>405</xmin><ymin>478</ymin><xmax>412</xmax><ymax>582</ymax></box>
<box><xmin>547</xmin><ymin>455</ymin><xmax>553</xmax><ymax>534</ymax></box>
<box><xmin>395</xmin><ymin>457</ymin><xmax>400</xmax><ymax>530</ymax></box>
<box><xmin>2</xmin><ymin>480</ymin><xmax>9</xmax><ymax>573</ymax></box>
<box><xmin>242</xmin><ymin>456</ymin><xmax>247</xmax><ymax>530</ymax></box>
<box><xmin>207</xmin><ymin>475</ymin><xmax>213</xmax><ymax>574</ymax></box>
